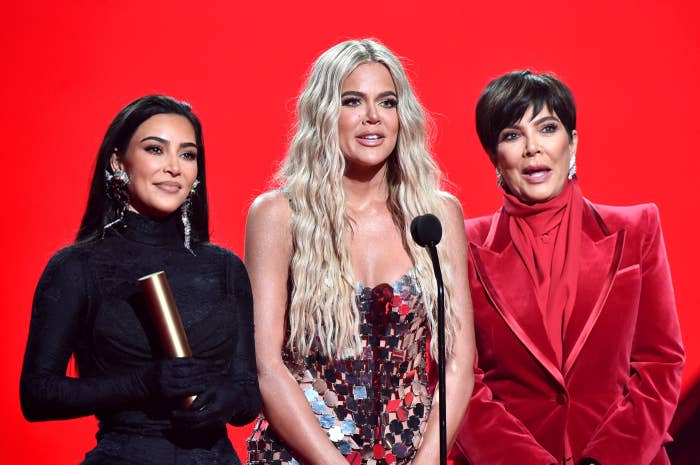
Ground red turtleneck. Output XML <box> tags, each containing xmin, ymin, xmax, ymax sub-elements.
<box><xmin>502</xmin><ymin>181</ymin><xmax>584</xmax><ymax>367</ymax></box>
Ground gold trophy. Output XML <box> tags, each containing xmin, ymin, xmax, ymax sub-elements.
<box><xmin>139</xmin><ymin>271</ymin><xmax>195</xmax><ymax>410</ymax></box>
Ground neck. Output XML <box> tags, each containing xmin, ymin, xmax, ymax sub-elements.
<box><xmin>118</xmin><ymin>210</ymin><xmax>184</xmax><ymax>247</ymax></box>
<box><xmin>342</xmin><ymin>162</ymin><xmax>389</xmax><ymax>212</ymax></box>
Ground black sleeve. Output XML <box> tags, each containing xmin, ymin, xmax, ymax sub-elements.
<box><xmin>225</xmin><ymin>252</ymin><xmax>262</xmax><ymax>426</ymax></box>
<box><xmin>20</xmin><ymin>248</ymin><xmax>150</xmax><ymax>421</ymax></box>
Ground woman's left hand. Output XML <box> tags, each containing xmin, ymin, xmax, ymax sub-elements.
<box><xmin>170</xmin><ymin>374</ymin><xmax>249</xmax><ymax>430</ymax></box>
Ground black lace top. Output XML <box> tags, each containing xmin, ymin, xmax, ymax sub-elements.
<box><xmin>20</xmin><ymin>211</ymin><xmax>261</xmax><ymax>461</ymax></box>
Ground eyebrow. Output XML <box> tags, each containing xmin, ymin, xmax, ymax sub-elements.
<box><xmin>140</xmin><ymin>136</ymin><xmax>197</xmax><ymax>150</ymax></box>
<box><xmin>503</xmin><ymin>115</ymin><xmax>561</xmax><ymax>130</ymax></box>
<box><xmin>341</xmin><ymin>90</ymin><xmax>397</xmax><ymax>99</ymax></box>
<box><xmin>531</xmin><ymin>115</ymin><xmax>561</xmax><ymax>125</ymax></box>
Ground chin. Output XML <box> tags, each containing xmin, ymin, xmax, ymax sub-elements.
<box><xmin>514</xmin><ymin>187</ymin><xmax>552</xmax><ymax>204</ymax></box>
<box><xmin>143</xmin><ymin>202</ymin><xmax>183</xmax><ymax>217</ymax></box>
<box><xmin>528</xmin><ymin>188</ymin><xmax>565</xmax><ymax>203</ymax></box>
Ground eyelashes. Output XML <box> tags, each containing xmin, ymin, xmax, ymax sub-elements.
<box><xmin>340</xmin><ymin>97</ymin><xmax>398</xmax><ymax>108</ymax></box>
<box><xmin>145</xmin><ymin>144</ymin><xmax>164</xmax><ymax>155</ymax></box>
<box><xmin>379</xmin><ymin>98</ymin><xmax>398</xmax><ymax>108</ymax></box>
<box><xmin>499</xmin><ymin>131</ymin><xmax>519</xmax><ymax>142</ymax></box>
<box><xmin>341</xmin><ymin>97</ymin><xmax>362</xmax><ymax>107</ymax></box>
<box><xmin>144</xmin><ymin>144</ymin><xmax>197</xmax><ymax>160</ymax></box>
<box><xmin>498</xmin><ymin>122</ymin><xmax>561</xmax><ymax>143</ymax></box>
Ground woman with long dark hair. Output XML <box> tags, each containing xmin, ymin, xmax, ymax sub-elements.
<box><xmin>20</xmin><ymin>95</ymin><xmax>261</xmax><ymax>464</ymax></box>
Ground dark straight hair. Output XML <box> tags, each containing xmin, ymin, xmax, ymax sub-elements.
<box><xmin>76</xmin><ymin>95</ymin><xmax>209</xmax><ymax>243</ymax></box>
<box><xmin>475</xmin><ymin>70</ymin><xmax>577</xmax><ymax>164</ymax></box>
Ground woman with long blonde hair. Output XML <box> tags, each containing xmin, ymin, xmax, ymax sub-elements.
<box><xmin>245</xmin><ymin>39</ymin><xmax>474</xmax><ymax>465</ymax></box>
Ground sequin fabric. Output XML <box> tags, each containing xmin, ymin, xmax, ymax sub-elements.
<box><xmin>247</xmin><ymin>273</ymin><xmax>431</xmax><ymax>465</ymax></box>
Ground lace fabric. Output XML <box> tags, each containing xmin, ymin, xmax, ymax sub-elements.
<box><xmin>21</xmin><ymin>211</ymin><xmax>260</xmax><ymax>464</ymax></box>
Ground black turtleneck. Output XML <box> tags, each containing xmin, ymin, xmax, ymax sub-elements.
<box><xmin>20</xmin><ymin>211</ymin><xmax>261</xmax><ymax>449</ymax></box>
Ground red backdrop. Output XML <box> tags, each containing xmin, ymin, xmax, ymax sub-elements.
<box><xmin>3</xmin><ymin>0</ymin><xmax>698</xmax><ymax>462</ymax></box>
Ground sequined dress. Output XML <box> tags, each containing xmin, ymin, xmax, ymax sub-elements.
<box><xmin>247</xmin><ymin>273</ymin><xmax>432</xmax><ymax>465</ymax></box>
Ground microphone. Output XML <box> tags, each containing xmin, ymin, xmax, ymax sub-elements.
<box><xmin>410</xmin><ymin>214</ymin><xmax>447</xmax><ymax>465</ymax></box>
<box><xmin>410</xmin><ymin>213</ymin><xmax>442</xmax><ymax>247</ymax></box>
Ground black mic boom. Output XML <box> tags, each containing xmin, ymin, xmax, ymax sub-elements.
<box><xmin>410</xmin><ymin>213</ymin><xmax>447</xmax><ymax>465</ymax></box>
<box><xmin>410</xmin><ymin>213</ymin><xmax>443</xmax><ymax>247</ymax></box>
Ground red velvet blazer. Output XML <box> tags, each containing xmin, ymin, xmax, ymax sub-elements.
<box><xmin>454</xmin><ymin>202</ymin><xmax>684</xmax><ymax>465</ymax></box>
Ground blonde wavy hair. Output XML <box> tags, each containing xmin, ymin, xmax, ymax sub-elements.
<box><xmin>279</xmin><ymin>38</ymin><xmax>458</xmax><ymax>360</ymax></box>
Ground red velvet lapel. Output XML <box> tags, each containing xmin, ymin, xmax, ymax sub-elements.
<box><xmin>469</xmin><ymin>209</ymin><xmax>565</xmax><ymax>388</ymax></box>
<box><xmin>469</xmin><ymin>202</ymin><xmax>625</xmax><ymax>388</ymax></box>
<box><xmin>562</xmin><ymin>203</ymin><xmax>624</xmax><ymax>375</ymax></box>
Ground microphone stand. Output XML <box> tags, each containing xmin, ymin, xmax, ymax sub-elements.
<box><xmin>426</xmin><ymin>242</ymin><xmax>447</xmax><ymax>465</ymax></box>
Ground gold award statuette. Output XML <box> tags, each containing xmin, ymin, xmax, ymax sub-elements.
<box><xmin>139</xmin><ymin>271</ymin><xmax>196</xmax><ymax>410</ymax></box>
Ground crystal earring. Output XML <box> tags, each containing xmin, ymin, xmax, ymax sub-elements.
<box><xmin>495</xmin><ymin>167</ymin><xmax>504</xmax><ymax>187</ymax></box>
<box><xmin>103</xmin><ymin>169</ymin><xmax>130</xmax><ymax>233</ymax></box>
<box><xmin>181</xmin><ymin>179</ymin><xmax>200</xmax><ymax>255</ymax></box>
<box><xmin>568</xmin><ymin>153</ymin><xmax>577</xmax><ymax>180</ymax></box>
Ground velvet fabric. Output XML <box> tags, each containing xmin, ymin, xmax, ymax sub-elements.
<box><xmin>503</xmin><ymin>181</ymin><xmax>583</xmax><ymax>367</ymax></box>
<box><xmin>454</xmin><ymin>201</ymin><xmax>684</xmax><ymax>465</ymax></box>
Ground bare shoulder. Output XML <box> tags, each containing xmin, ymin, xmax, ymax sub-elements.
<box><xmin>247</xmin><ymin>190</ymin><xmax>292</xmax><ymax>232</ymax></box>
<box><xmin>245</xmin><ymin>190</ymin><xmax>293</xmax><ymax>263</ymax></box>
<box><xmin>437</xmin><ymin>191</ymin><xmax>466</xmax><ymax>225</ymax></box>
<box><xmin>245</xmin><ymin>193</ymin><xmax>292</xmax><ymax>360</ymax></box>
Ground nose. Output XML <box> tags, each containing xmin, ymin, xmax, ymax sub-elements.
<box><xmin>524</xmin><ymin>135</ymin><xmax>540</xmax><ymax>157</ymax></box>
<box><xmin>363</xmin><ymin>104</ymin><xmax>380</xmax><ymax>125</ymax></box>
<box><xmin>163</xmin><ymin>151</ymin><xmax>182</xmax><ymax>176</ymax></box>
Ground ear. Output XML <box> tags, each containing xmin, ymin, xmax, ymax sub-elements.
<box><xmin>569</xmin><ymin>129</ymin><xmax>578</xmax><ymax>156</ymax></box>
<box><xmin>110</xmin><ymin>150</ymin><xmax>124</xmax><ymax>173</ymax></box>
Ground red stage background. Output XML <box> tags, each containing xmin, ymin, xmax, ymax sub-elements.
<box><xmin>2</xmin><ymin>0</ymin><xmax>698</xmax><ymax>462</ymax></box>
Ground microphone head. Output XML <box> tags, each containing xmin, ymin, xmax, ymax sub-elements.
<box><xmin>410</xmin><ymin>213</ymin><xmax>442</xmax><ymax>247</ymax></box>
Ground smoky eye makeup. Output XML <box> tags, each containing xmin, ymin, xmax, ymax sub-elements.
<box><xmin>180</xmin><ymin>150</ymin><xmax>198</xmax><ymax>161</ymax></box>
<box><xmin>379</xmin><ymin>97</ymin><xmax>398</xmax><ymax>108</ymax></box>
<box><xmin>541</xmin><ymin>123</ymin><xmax>559</xmax><ymax>133</ymax></box>
<box><xmin>341</xmin><ymin>96</ymin><xmax>362</xmax><ymax>107</ymax></box>
<box><xmin>499</xmin><ymin>129</ymin><xmax>520</xmax><ymax>142</ymax></box>
<box><xmin>144</xmin><ymin>144</ymin><xmax>165</xmax><ymax>155</ymax></box>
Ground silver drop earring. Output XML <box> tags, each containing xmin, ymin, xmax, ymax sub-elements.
<box><xmin>181</xmin><ymin>179</ymin><xmax>200</xmax><ymax>255</ymax></box>
<box><xmin>495</xmin><ymin>167</ymin><xmax>504</xmax><ymax>187</ymax></box>
<box><xmin>103</xmin><ymin>169</ymin><xmax>130</xmax><ymax>233</ymax></box>
<box><xmin>568</xmin><ymin>153</ymin><xmax>577</xmax><ymax>180</ymax></box>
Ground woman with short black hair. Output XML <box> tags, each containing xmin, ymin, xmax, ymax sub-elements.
<box><xmin>454</xmin><ymin>71</ymin><xmax>683</xmax><ymax>465</ymax></box>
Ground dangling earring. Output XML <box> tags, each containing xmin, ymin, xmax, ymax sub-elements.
<box><xmin>495</xmin><ymin>167</ymin><xmax>504</xmax><ymax>187</ymax></box>
<box><xmin>103</xmin><ymin>168</ymin><xmax>130</xmax><ymax>234</ymax></box>
<box><xmin>568</xmin><ymin>153</ymin><xmax>577</xmax><ymax>180</ymax></box>
<box><xmin>181</xmin><ymin>179</ymin><xmax>200</xmax><ymax>255</ymax></box>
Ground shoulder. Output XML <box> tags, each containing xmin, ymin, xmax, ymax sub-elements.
<box><xmin>435</xmin><ymin>193</ymin><xmax>468</xmax><ymax>242</ymax></box>
<box><xmin>464</xmin><ymin>212</ymin><xmax>498</xmax><ymax>245</ymax></box>
<box><xmin>195</xmin><ymin>243</ymin><xmax>244</xmax><ymax>266</ymax></box>
<box><xmin>36</xmin><ymin>243</ymin><xmax>96</xmax><ymax>294</ymax></box>
<box><xmin>44</xmin><ymin>243</ymin><xmax>94</xmax><ymax>274</ymax></box>
<box><xmin>247</xmin><ymin>190</ymin><xmax>292</xmax><ymax>230</ymax></box>
<box><xmin>193</xmin><ymin>243</ymin><xmax>250</xmax><ymax>291</ymax></box>
<box><xmin>437</xmin><ymin>192</ymin><xmax>467</xmax><ymax>234</ymax></box>
<box><xmin>438</xmin><ymin>192</ymin><xmax>464</xmax><ymax>219</ymax></box>
<box><xmin>589</xmin><ymin>201</ymin><xmax>661</xmax><ymax>233</ymax></box>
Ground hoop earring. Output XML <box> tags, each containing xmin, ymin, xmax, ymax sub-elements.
<box><xmin>103</xmin><ymin>169</ymin><xmax>130</xmax><ymax>233</ymax></box>
<box><xmin>568</xmin><ymin>153</ymin><xmax>577</xmax><ymax>180</ymax></box>
<box><xmin>181</xmin><ymin>179</ymin><xmax>200</xmax><ymax>255</ymax></box>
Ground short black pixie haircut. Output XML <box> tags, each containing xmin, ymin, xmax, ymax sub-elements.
<box><xmin>475</xmin><ymin>70</ymin><xmax>576</xmax><ymax>164</ymax></box>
